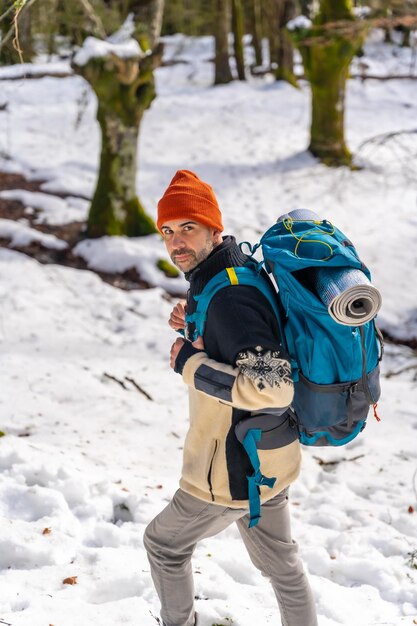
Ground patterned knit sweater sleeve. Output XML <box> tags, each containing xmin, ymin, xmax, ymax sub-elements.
<box><xmin>177</xmin><ymin>285</ymin><xmax>294</xmax><ymax>412</ymax></box>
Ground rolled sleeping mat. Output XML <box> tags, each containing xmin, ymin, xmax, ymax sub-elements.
<box><xmin>275</xmin><ymin>209</ymin><xmax>382</xmax><ymax>325</ymax></box>
<box><xmin>277</xmin><ymin>208</ymin><xmax>320</xmax><ymax>222</ymax></box>
<box><xmin>311</xmin><ymin>266</ymin><xmax>382</xmax><ymax>326</ymax></box>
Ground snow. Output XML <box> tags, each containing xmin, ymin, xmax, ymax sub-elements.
<box><xmin>107</xmin><ymin>13</ymin><xmax>136</xmax><ymax>45</ymax></box>
<box><xmin>1</xmin><ymin>32</ymin><xmax>417</xmax><ymax>626</ymax></box>
<box><xmin>0</xmin><ymin>218</ymin><xmax>67</xmax><ymax>249</ymax></box>
<box><xmin>287</xmin><ymin>15</ymin><xmax>313</xmax><ymax>31</ymax></box>
<box><xmin>72</xmin><ymin>36</ymin><xmax>143</xmax><ymax>67</ymax></box>
<box><xmin>73</xmin><ymin>235</ymin><xmax>187</xmax><ymax>294</ymax></box>
<box><xmin>0</xmin><ymin>190</ymin><xmax>89</xmax><ymax>225</ymax></box>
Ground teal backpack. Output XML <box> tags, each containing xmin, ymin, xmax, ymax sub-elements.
<box><xmin>185</xmin><ymin>210</ymin><xmax>383</xmax><ymax>526</ymax></box>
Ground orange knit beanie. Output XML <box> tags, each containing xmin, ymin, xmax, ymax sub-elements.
<box><xmin>157</xmin><ymin>170</ymin><xmax>224</xmax><ymax>232</ymax></box>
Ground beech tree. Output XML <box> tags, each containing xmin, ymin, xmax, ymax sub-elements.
<box><xmin>274</xmin><ymin>0</ymin><xmax>297</xmax><ymax>85</ymax></box>
<box><xmin>232</xmin><ymin>0</ymin><xmax>245</xmax><ymax>80</ymax></box>
<box><xmin>249</xmin><ymin>0</ymin><xmax>263</xmax><ymax>66</ymax></box>
<box><xmin>214</xmin><ymin>0</ymin><xmax>233</xmax><ymax>84</ymax></box>
<box><xmin>289</xmin><ymin>0</ymin><xmax>364</xmax><ymax>166</ymax></box>
<box><xmin>72</xmin><ymin>2</ymin><xmax>164</xmax><ymax>237</ymax></box>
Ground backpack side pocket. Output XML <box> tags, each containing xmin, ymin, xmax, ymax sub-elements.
<box><xmin>294</xmin><ymin>364</ymin><xmax>381</xmax><ymax>446</ymax></box>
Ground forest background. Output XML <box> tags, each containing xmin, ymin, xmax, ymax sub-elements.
<box><xmin>1</xmin><ymin>1</ymin><xmax>417</xmax><ymax>626</ymax></box>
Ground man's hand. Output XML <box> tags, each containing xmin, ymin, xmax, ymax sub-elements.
<box><xmin>170</xmin><ymin>336</ymin><xmax>205</xmax><ymax>370</ymax></box>
<box><xmin>169</xmin><ymin>300</ymin><xmax>187</xmax><ymax>331</ymax></box>
<box><xmin>170</xmin><ymin>337</ymin><xmax>185</xmax><ymax>369</ymax></box>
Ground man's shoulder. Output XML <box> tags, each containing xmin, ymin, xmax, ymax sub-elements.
<box><xmin>209</xmin><ymin>282</ymin><xmax>276</xmax><ymax>317</ymax></box>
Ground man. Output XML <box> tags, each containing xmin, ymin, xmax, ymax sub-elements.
<box><xmin>144</xmin><ymin>170</ymin><xmax>317</xmax><ymax>626</ymax></box>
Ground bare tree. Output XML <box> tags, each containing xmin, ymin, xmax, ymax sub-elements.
<box><xmin>214</xmin><ymin>0</ymin><xmax>233</xmax><ymax>84</ymax></box>
<box><xmin>275</xmin><ymin>0</ymin><xmax>297</xmax><ymax>85</ymax></box>
<box><xmin>232</xmin><ymin>0</ymin><xmax>245</xmax><ymax>80</ymax></box>
<box><xmin>249</xmin><ymin>0</ymin><xmax>263</xmax><ymax>66</ymax></box>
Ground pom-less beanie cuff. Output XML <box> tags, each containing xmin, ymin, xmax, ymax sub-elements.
<box><xmin>157</xmin><ymin>170</ymin><xmax>224</xmax><ymax>232</ymax></box>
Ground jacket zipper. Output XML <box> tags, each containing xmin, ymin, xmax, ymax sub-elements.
<box><xmin>207</xmin><ymin>439</ymin><xmax>219</xmax><ymax>502</ymax></box>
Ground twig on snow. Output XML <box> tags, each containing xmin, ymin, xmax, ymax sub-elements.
<box><xmin>125</xmin><ymin>376</ymin><xmax>153</xmax><ymax>401</ymax></box>
<box><xmin>102</xmin><ymin>372</ymin><xmax>153</xmax><ymax>401</ymax></box>
<box><xmin>385</xmin><ymin>363</ymin><xmax>417</xmax><ymax>378</ymax></box>
<box><xmin>103</xmin><ymin>372</ymin><xmax>129</xmax><ymax>389</ymax></box>
<box><xmin>313</xmin><ymin>454</ymin><xmax>365</xmax><ymax>467</ymax></box>
<box><xmin>149</xmin><ymin>610</ymin><xmax>162</xmax><ymax>625</ymax></box>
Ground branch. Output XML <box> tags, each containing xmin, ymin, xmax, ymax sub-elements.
<box><xmin>76</xmin><ymin>0</ymin><xmax>107</xmax><ymax>39</ymax></box>
<box><xmin>291</xmin><ymin>15</ymin><xmax>417</xmax><ymax>46</ymax></box>
<box><xmin>0</xmin><ymin>0</ymin><xmax>38</xmax><ymax>54</ymax></box>
<box><xmin>313</xmin><ymin>454</ymin><xmax>365</xmax><ymax>466</ymax></box>
<box><xmin>103</xmin><ymin>372</ymin><xmax>129</xmax><ymax>389</ymax></box>
<box><xmin>385</xmin><ymin>363</ymin><xmax>417</xmax><ymax>378</ymax></box>
<box><xmin>0</xmin><ymin>2</ymin><xmax>16</xmax><ymax>22</ymax></box>
<box><xmin>357</xmin><ymin>128</ymin><xmax>417</xmax><ymax>149</ymax></box>
<box><xmin>102</xmin><ymin>373</ymin><xmax>153</xmax><ymax>400</ymax></box>
<box><xmin>350</xmin><ymin>73</ymin><xmax>417</xmax><ymax>80</ymax></box>
<box><xmin>125</xmin><ymin>376</ymin><xmax>153</xmax><ymax>401</ymax></box>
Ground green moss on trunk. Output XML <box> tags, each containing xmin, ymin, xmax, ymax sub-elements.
<box><xmin>73</xmin><ymin>53</ymin><xmax>160</xmax><ymax>237</ymax></box>
<box><xmin>302</xmin><ymin>38</ymin><xmax>356</xmax><ymax>165</ymax></box>
<box><xmin>157</xmin><ymin>259</ymin><xmax>180</xmax><ymax>278</ymax></box>
<box><xmin>290</xmin><ymin>0</ymin><xmax>363</xmax><ymax>167</ymax></box>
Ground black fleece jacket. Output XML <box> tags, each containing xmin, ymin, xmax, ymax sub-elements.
<box><xmin>175</xmin><ymin>235</ymin><xmax>286</xmax><ymax>373</ymax></box>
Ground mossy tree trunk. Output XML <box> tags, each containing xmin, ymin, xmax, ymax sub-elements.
<box><xmin>274</xmin><ymin>0</ymin><xmax>297</xmax><ymax>86</ymax></box>
<box><xmin>73</xmin><ymin>48</ymin><xmax>162</xmax><ymax>237</ymax></box>
<box><xmin>232</xmin><ymin>0</ymin><xmax>245</xmax><ymax>80</ymax></box>
<box><xmin>290</xmin><ymin>0</ymin><xmax>364</xmax><ymax>166</ymax></box>
<box><xmin>214</xmin><ymin>0</ymin><xmax>233</xmax><ymax>84</ymax></box>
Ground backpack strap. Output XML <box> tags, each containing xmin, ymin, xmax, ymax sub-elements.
<box><xmin>185</xmin><ymin>264</ymin><xmax>283</xmax><ymax>341</ymax></box>
<box><xmin>186</xmin><ymin>264</ymin><xmax>283</xmax><ymax>527</ymax></box>
<box><xmin>242</xmin><ymin>428</ymin><xmax>277</xmax><ymax>527</ymax></box>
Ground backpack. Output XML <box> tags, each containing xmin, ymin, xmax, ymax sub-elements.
<box><xmin>259</xmin><ymin>209</ymin><xmax>383</xmax><ymax>446</ymax></box>
<box><xmin>184</xmin><ymin>210</ymin><xmax>383</xmax><ymax>526</ymax></box>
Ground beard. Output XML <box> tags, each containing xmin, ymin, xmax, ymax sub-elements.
<box><xmin>171</xmin><ymin>236</ymin><xmax>217</xmax><ymax>272</ymax></box>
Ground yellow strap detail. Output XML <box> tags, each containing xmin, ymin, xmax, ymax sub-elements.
<box><xmin>226</xmin><ymin>267</ymin><xmax>239</xmax><ymax>285</ymax></box>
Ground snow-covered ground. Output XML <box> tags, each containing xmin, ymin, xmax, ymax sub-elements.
<box><xmin>0</xmin><ymin>30</ymin><xmax>417</xmax><ymax>626</ymax></box>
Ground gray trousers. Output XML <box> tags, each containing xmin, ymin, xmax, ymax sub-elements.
<box><xmin>144</xmin><ymin>488</ymin><xmax>317</xmax><ymax>626</ymax></box>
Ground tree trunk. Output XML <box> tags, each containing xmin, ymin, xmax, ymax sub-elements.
<box><xmin>88</xmin><ymin>101</ymin><xmax>154</xmax><ymax>237</ymax></box>
<box><xmin>232</xmin><ymin>0</ymin><xmax>245</xmax><ymax>80</ymax></box>
<box><xmin>274</xmin><ymin>0</ymin><xmax>297</xmax><ymax>86</ymax></box>
<box><xmin>307</xmin><ymin>49</ymin><xmax>352</xmax><ymax>165</ymax></box>
<box><xmin>401</xmin><ymin>27</ymin><xmax>411</xmax><ymax>47</ymax></box>
<box><xmin>263</xmin><ymin>0</ymin><xmax>278</xmax><ymax>69</ymax></box>
<box><xmin>291</xmin><ymin>0</ymin><xmax>363</xmax><ymax>166</ymax></box>
<box><xmin>250</xmin><ymin>0</ymin><xmax>263</xmax><ymax>66</ymax></box>
<box><xmin>73</xmin><ymin>46</ymin><xmax>162</xmax><ymax>237</ymax></box>
<box><xmin>0</xmin><ymin>4</ymin><xmax>18</xmax><ymax>65</ymax></box>
<box><xmin>214</xmin><ymin>0</ymin><xmax>233</xmax><ymax>84</ymax></box>
<box><xmin>70</xmin><ymin>2</ymin><xmax>164</xmax><ymax>237</ymax></box>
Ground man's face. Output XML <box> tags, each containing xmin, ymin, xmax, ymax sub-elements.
<box><xmin>160</xmin><ymin>219</ymin><xmax>221</xmax><ymax>273</ymax></box>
